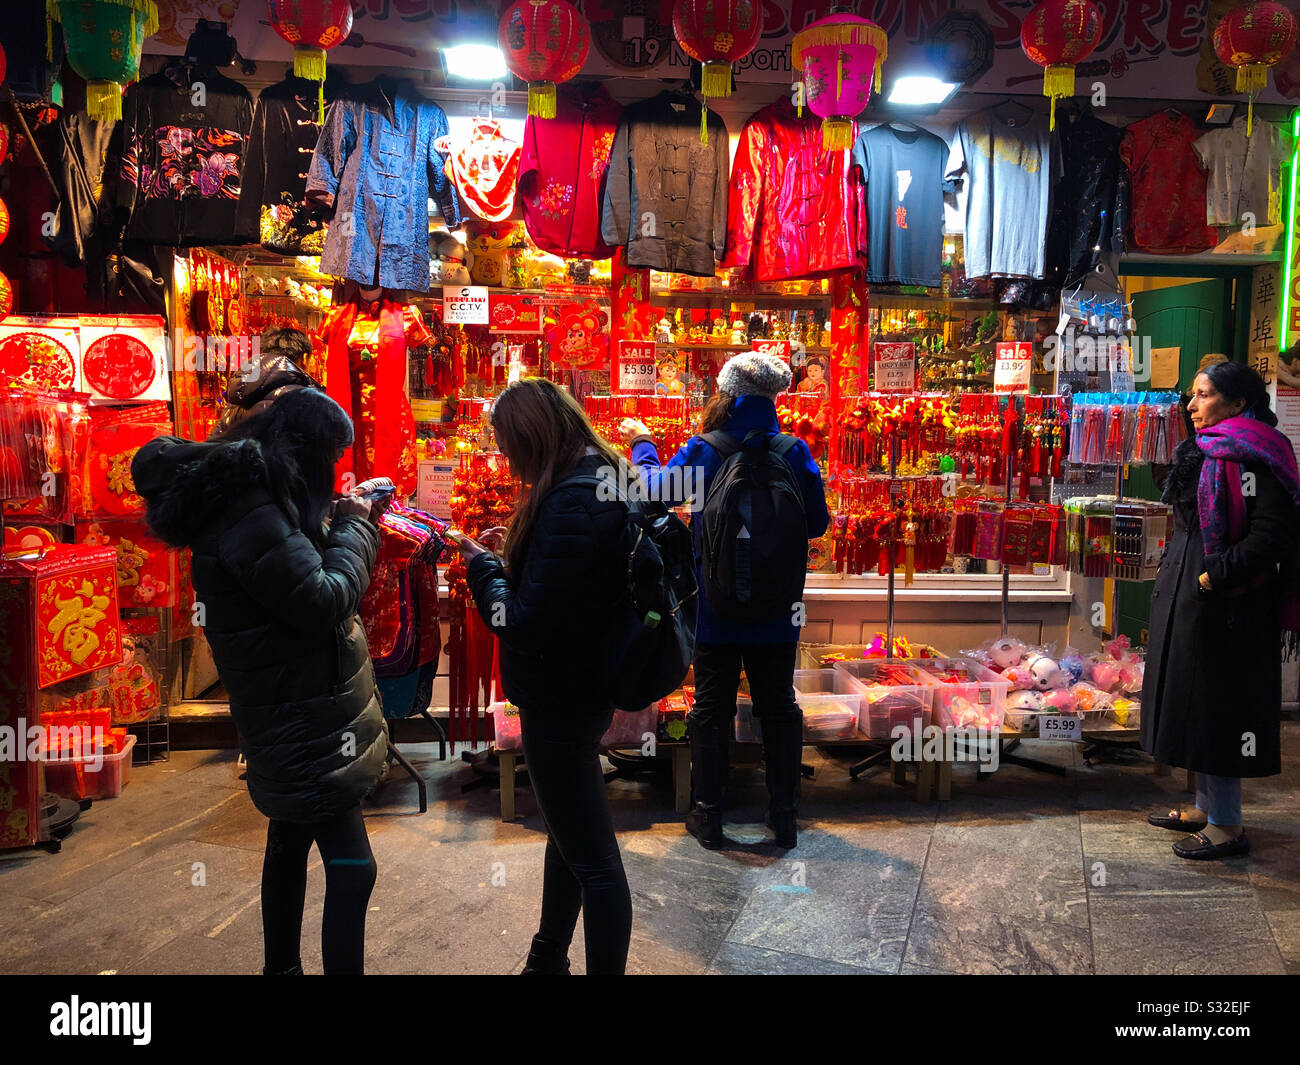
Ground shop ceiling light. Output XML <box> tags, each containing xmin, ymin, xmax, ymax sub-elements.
<box><xmin>887</xmin><ymin>75</ymin><xmax>959</xmax><ymax>107</ymax></box>
<box><xmin>443</xmin><ymin>43</ymin><xmax>508</xmax><ymax>81</ymax></box>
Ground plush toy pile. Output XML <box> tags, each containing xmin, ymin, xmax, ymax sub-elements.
<box><xmin>968</xmin><ymin>634</ymin><xmax>1142</xmax><ymax>729</ymax></box>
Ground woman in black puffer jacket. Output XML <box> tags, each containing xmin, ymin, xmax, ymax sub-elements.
<box><xmin>132</xmin><ymin>389</ymin><xmax>387</xmax><ymax>974</ymax></box>
<box><xmin>459</xmin><ymin>378</ymin><xmax>631</xmax><ymax>975</ymax></box>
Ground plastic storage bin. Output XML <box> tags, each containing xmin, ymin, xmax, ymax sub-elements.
<box><xmin>793</xmin><ymin>669</ymin><xmax>864</xmax><ymax>741</ymax></box>
<box><xmin>911</xmin><ymin>657</ymin><xmax>1009</xmax><ymax>730</ymax></box>
<box><xmin>735</xmin><ymin>695</ymin><xmax>761</xmax><ymax>742</ymax></box>
<box><xmin>493</xmin><ymin>701</ymin><xmax>659</xmax><ymax>750</ymax></box>
<box><xmin>832</xmin><ymin>660</ymin><xmax>934</xmax><ymax>739</ymax></box>
<box><xmin>44</xmin><ymin>734</ymin><xmax>136</xmax><ymax>801</ymax></box>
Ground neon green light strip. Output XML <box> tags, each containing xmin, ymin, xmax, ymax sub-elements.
<box><xmin>1281</xmin><ymin>109</ymin><xmax>1300</xmax><ymax>349</ymax></box>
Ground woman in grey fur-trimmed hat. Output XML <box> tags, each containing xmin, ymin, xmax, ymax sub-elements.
<box><xmin>619</xmin><ymin>352</ymin><xmax>830</xmax><ymax>851</ymax></box>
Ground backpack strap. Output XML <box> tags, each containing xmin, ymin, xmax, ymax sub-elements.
<box><xmin>705</xmin><ymin>429</ymin><xmax>799</xmax><ymax>458</ymax></box>
<box><xmin>551</xmin><ymin>471</ymin><xmax>644</xmax><ymax>514</ymax></box>
<box><xmin>702</xmin><ymin>430</ymin><xmax>740</xmax><ymax>458</ymax></box>
<box><xmin>770</xmin><ymin>433</ymin><xmax>799</xmax><ymax>459</ymax></box>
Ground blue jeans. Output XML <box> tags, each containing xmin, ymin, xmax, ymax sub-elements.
<box><xmin>1196</xmin><ymin>774</ymin><xmax>1242</xmax><ymax>827</ymax></box>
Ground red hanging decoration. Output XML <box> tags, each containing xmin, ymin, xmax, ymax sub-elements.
<box><xmin>792</xmin><ymin>13</ymin><xmax>888</xmax><ymax>151</ymax></box>
<box><xmin>672</xmin><ymin>0</ymin><xmax>763</xmax><ymax>139</ymax></box>
<box><xmin>1019</xmin><ymin>0</ymin><xmax>1103</xmax><ymax>130</ymax></box>
<box><xmin>499</xmin><ymin>0</ymin><xmax>590</xmax><ymax>120</ymax></box>
<box><xmin>1213</xmin><ymin>1</ymin><xmax>1297</xmax><ymax>135</ymax></box>
<box><xmin>265</xmin><ymin>1</ymin><xmax>354</xmax><ymax>121</ymax></box>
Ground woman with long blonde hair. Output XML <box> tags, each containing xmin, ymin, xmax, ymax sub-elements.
<box><xmin>456</xmin><ymin>377</ymin><xmax>634</xmax><ymax>974</ymax></box>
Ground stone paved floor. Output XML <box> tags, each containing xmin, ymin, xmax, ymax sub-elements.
<box><xmin>2</xmin><ymin>725</ymin><xmax>1298</xmax><ymax>975</ymax></box>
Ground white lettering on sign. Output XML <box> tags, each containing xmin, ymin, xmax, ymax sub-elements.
<box><xmin>443</xmin><ymin>286</ymin><xmax>490</xmax><ymax>325</ymax></box>
<box><xmin>994</xmin><ymin>342</ymin><xmax>1033</xmax><ymax>394</ymax></box>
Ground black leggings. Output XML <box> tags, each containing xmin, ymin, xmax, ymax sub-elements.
<box><xmin>262</xmin><ymin>804</ymin><xmax>377</xmax><ymax>975</ymax></box>
<box><xmin>520</xmin><ymin>706</ymin><xmax>632</xmax><ymax>975</ymax></box>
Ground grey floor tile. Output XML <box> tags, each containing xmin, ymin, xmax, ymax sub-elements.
<box><xmin>919</xmin><ymin>812</ymin><xmax>1089</xmax><ymax>927</ymax></box>
<box><xmin>904</xmin><ymin>904</ymin><xmax>1094</xmax><ymax>974</ymax></box>
<box><xmin>1091</xmin><ymin>895</ymin><xmax>1285</xmax><ymax>975</ymax></box>
<box><xmin>1264</xmin><ymin>910</ymin><xmax>1300</xmax><ymax>968</ymax></box>
<box><xmin>1080</xmin><ymin>813</ymin><xmax>1254</xmax><ymax>899</ymax></box>
<box><xmin>707</xmin><ymin>942</ymin><xmax>872</xmax><ymax>975</ymax></box>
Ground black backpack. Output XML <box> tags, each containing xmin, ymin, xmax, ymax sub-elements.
<box><xmin>699</xmin><ymin>430</ymin><xmax>808</xmax><ymax>623</ymax></box>
<box><xmin>557</xmin><ymin>473</ymin><xmax>697</xmax><ymax>711</ymax></box>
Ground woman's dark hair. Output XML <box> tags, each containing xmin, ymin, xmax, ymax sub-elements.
<box><xmin>220</xmin><ymin>388</ymin><xmax>354</xmax><ymax>547</ymax></box>
<box><xmin>1198</xmin><ymin>361</ymin><xmax>1278</xmax><ymax>427</ymax></box>
<box><xmin>700</xmin><ymin>389</ymin><xmax>735</xmax><ymax>433</ymax></box>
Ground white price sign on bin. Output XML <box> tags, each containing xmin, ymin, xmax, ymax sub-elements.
<box><xmin>1038</xmin><ymin>714</ymin><xmax>1082</xmax><ymax>742</ymax></box>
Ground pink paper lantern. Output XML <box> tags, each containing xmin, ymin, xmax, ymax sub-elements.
<box><xmin>791</xmin><ymin>13</ymin><xmax>888</xmax><ymax>151</ymax></box>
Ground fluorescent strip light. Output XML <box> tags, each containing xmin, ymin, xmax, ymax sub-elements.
<box><xmin>444</xmin><ymin>43</ymin><xmax>507</xmax><ymax>81</ymax></box>
<box><xmin>887</xmin><ymin>76</ymin><xmax>958</xmax><ymax>107</ymax></box>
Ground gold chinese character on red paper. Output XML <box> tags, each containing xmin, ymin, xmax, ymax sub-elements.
<box><xmin>47</xmin><ymin>580</ymin><xmax>110</xmax><ymax>665</ymax></box>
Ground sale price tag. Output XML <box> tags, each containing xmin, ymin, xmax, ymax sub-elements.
<box><xmin>1037</xmin><ymin>714</ymin><xmax>1082</xmax><ymax>742</ymax></box>
<box><xmin>617</xmin><ymin>340</ymin><xmax>657</xmax><ymax>393</ymax></box>
<box><xmin>873</xmin><ymin>341</ymin><xmax>915</xmax><ymax>393</ymax></box>
<box><xmin>752</xmin><ymin>339</ymin><xmax>791</xmax><ymax>361</ymax></box>
<box><xmin>994</xmin><ymin>341</ymin><xmax>1033</xmax><ymax>394</ymax></box>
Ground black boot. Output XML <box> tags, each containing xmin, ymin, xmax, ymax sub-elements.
<box><xmin>762</xmin><ymin>715</ymin><xmax>802</xmax><ymax>849</ymax></box>
<box><xmin>520</xmin><ymin>935</ymin><xmax>571</xmax><ymax>974</ymax></box>
<box><xmin>262</xmin><ymin>961</ymin><xmax>304</xmax><ymax>975</ymax></box>
<box><xmin>685</xmin><ymin>802</ymin><xmax>725</xmax><ymax>850</ymax></box>
<box><xmin>766</xmin><ymin>810</ymin><xmax>797</xmax><ymax>849</ymax></box>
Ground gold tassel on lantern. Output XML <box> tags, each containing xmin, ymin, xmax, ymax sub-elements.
<box><xmin>822</xmin><ymin>118</ymin><xmax>853</xmax><ymax>151</ymax></box>
<box><xmin>903</xmin><ymin>517</ymin><xmax>917</xmax><ymax>587</ymax></box>
<box><xmin>294</xmin><ymin>45</ymin><xmax>327</xmax><ymax>82</ymax></box>
<box><xmin>700</xmin><ymin>100</ymin><xmax>708</xmax><ymax>146</ymax></box>
<box><xmin>528</xmin><ymin>81</ymin><xmax>557</xmax><ymax>119</ymax></box>
<box><xmin>1042</xmin><ymin>63</ymin><xmax>1076</xmax><ymax>131</ymax></box>
<box><xmin>701</xmin><ymin>61</ymin><xmax>731</xmax><ymax>98</ymax></box>
<box><xmin>86</xmin><ymin>81</ymin><xmax>123</xmax><ymax>123</ymax></box>
<box><xmin>1237</xmin><ymin>64</ymin><xmax>1268</xmax><ymax>135</ymax></box>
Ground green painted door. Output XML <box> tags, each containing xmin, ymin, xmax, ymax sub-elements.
<box><xmin>1118</xmin><ymin>279</ymin><xmax>1230</xmax><ymax>642</ymax></box>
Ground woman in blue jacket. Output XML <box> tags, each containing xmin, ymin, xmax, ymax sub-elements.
<box><xmin>621</xmin><ymin>353</ymin><xmax>830</xmax><ymax>850</ymax></box>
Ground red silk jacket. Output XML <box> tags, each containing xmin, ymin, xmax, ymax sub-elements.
<box><xmin>724</xmin><ymin>96</ymin><xmax>867</xmax><ymax>282</ymax></box>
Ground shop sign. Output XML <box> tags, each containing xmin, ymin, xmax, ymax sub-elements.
<box><xmin>1038</xmin><ymin>714</ymin><xmax>1082</xmax><ymax>742</ymax></box>
<box><xmin>1247</xmin><ymin>264</ymin><xmax>1281</xmax><ymax>387</ymax></box>
<box><xmin>994</xmin><ymin>342</ymin><xmax>1033</xmax><ymax>394</ymax></box>
<box><xmin>616</xmin><ymin>341</ymin><xmax>657</xmax><ymax>393</ymax></box>
<box><xmin>417</xmin><ymin>462</ymin><xmax>457</xmax><ymax>520</ymax></box>
<box><xmin>872</xmin><ymin>341</ymin><xmax>915</xmax><ymax>393</ymax></box>
<box><xmin>443</xmin><ymin>286</ymin><xmax>490</xmax><ymax>325</ymax></box>
<box><xmin>488</xmin><ymin>293</ymin><xmax>542</xmax><ymax>334</ymax></box>
<box><xmin>752</xmin><ymin>339</ymin><xmax>790</xmax><ymax>361</ymax></box>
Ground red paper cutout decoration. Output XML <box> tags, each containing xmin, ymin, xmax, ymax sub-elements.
<box><xmin>546</xmin><ymin>302</ymin><xmax>609</xmax><ymax>369</ymax></box>
<box><xmin>1213</xmin><ymin>1</ymin><xmax>1298</xmax><ymax>135</ymax></box>
<box><xmin>0</xmin><ymin>270</ymin><xmax>10</xmax><ymax>322</ymax></box>
<box><xmin>499</xmin><ymin>0</ymin><xmax>590</xmax><ymax>119</ymax></box>
<box><xmin>0</xmin><ymin>198</ymin><xmax>9</xmax><ymax>245</ymax></box>
<box><xmin>1020</xmin><ymin>0</ymin><xmax>1102</xmax><ymax>130</ymax></box>
<box><xmin>0</xmin><ymin>332</ymin><xmax>76</xmax><ymax>390</ymax></box>
<box><xmin>82</xmin><ymin>334</ymin><xmax>158</xmax><ymax>400</ymax></box>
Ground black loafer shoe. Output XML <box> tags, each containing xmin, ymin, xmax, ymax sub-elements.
<box><xmin>1172</xmin><ymin>830</ymin><xmax>1249</xmax><ymax>860</ymax></box>
<box><xmin>1148</xmin><ymin>808</ymin><xmax>1208</xmax><ymax>832</ymax></box>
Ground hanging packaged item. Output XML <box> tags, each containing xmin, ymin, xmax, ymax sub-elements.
<box><xmin>75</xmin><ymin>402</ymin><xmax>173</xmax><ymax>519</ymax></box>
<box><xmin>74</xmin><ymin>519</ymin><xmax>177</xmax><ymax>609</ymax></box>
<box><xmin>435</xmin><ymin>119</ymin><xmax>522</xmax><ymax>223</ymax></box>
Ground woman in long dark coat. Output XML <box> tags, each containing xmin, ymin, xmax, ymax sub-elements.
<box><xmin>1142</xmin><ymin>362</ymin><xmax>1300</xmax><ymax>860</ymax></box>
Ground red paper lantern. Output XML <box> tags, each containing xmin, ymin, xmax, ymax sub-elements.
<box><xmin>1214</xmin><ymin>1</ymin><xmax>1297</xmax><ymax>134</ymax></box>
<box><xmin>265</xmin><ymin>1</ymin><xmax>354</xmax><ymax>119</ymax></box>
<box><xmin>792</xmin><ymin>13</ymin><xmax>888</xmax><ymax>151</ymax></box>
<box><xmin>672</xmin><ymin>0</ymin><xmax>764</xmax><ymax>100</ymax></box>
<box><xmin>1020</xmin><ymin>0</ymin><xmax>1102</xmax><ymax>130</ymax></box>
<box><xmin>499</xmin><ymin>0</ymin><xmax>590</xmax><ymax>119</ymax></box>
